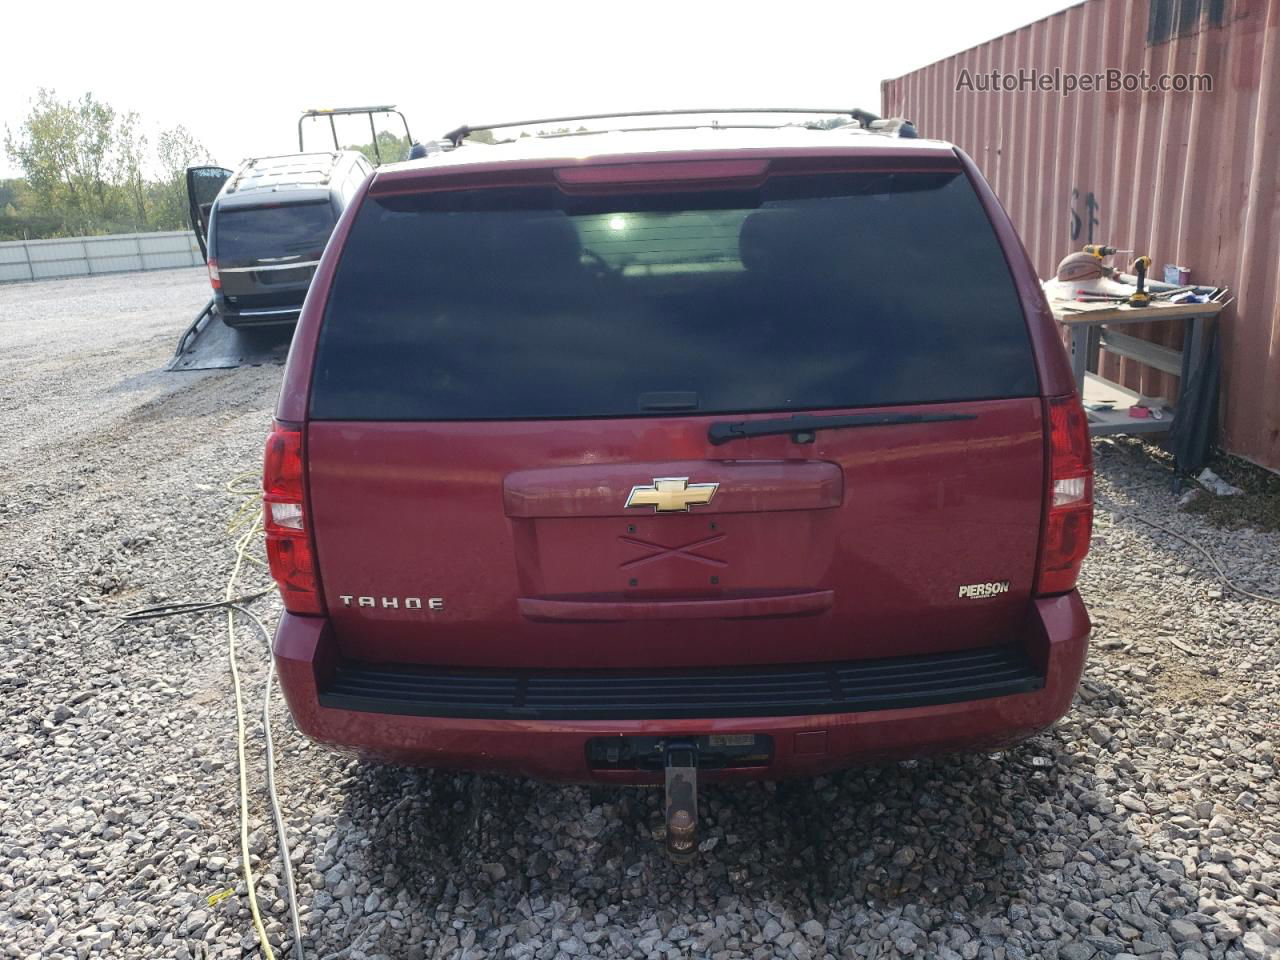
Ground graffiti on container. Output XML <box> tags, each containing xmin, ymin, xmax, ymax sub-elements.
<box><xmin>1070</xmin><ymin>188</ymin><xmax>1101</xmax><ymax>244</ymax></box>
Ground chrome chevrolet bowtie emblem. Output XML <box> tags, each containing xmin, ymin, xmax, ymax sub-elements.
<box><xmin>625</xmin><ymin>477</ymin><xmax>719</xmax><ymax>513</ymax></box>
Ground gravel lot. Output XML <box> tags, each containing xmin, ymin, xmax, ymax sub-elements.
<box><xmin>1</xmin><ymin>269</ymin><xmax>1278</xmax><ymax>960</ymax></box>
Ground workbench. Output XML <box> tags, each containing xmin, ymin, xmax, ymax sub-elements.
<box><xmin>1049</xmin><ymin>297</ymin><xmax>1226</xmax><ymax>436</ymax></box>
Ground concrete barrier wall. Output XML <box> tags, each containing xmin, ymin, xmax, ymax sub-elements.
<box><xmin>0</xmin><ymin>231</ymin><xmax>203</xmax><ymax>283</ymax></box>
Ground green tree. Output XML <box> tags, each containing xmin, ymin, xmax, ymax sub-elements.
<box><xmin>113</xmin><ymin>111</ymin><xmax>149</xmax><ymax>230</ymax></box>
<box><xmin>0</xmin><ymin>178</ymin><xmax>65</xmax><ymax>239</ymax></box>
<box><xmin>344</xmin><ymin>129</ymin><xmax>411</xmax><ymax>165</ymax></box>
<box><xmin>4</xmin><ymin>89</ymin><xmax>117</xmax><ymax>233</ymax></box>
<box><xmin>2</xmin><ymin>92</ymin><xmax>213</xmax><ymax>238</ymax></box>
<box><xmin>154</xmin><ymin>124</ymin><xmax>211</xmax><ymax>229</ymax></box>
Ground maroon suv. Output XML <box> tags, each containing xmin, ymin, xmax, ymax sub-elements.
<box><xmin>264</xmin><ymin>119</ymin><xmax>1092</xmax><ymax>788</ymax></box>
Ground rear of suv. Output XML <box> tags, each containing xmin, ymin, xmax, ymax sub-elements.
<box><xmin>200</xmin><ymin>151</ymin><xmax>372</xmax><ymax>326</ymax></box>
<box><xmin>265</xmin><ymin>117</ymin><xmax>1093</xmax><ymax>785</ymax></box>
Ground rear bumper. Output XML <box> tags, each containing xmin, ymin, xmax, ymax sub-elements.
<box><xmin>273</xmin><ymin>593</ymin><xmax>1089</xmax><ymax>783</ymax></box>
<box><xmin>214</xmin><ymin>296</ymin><xmax>302</xmax><ymax>327</ymax></box>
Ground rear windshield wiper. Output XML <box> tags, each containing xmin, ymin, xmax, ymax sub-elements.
<box><xmin>708</xmin><ymin>411</ymin><xmax>977</xmax><ymax>445</ymax></box>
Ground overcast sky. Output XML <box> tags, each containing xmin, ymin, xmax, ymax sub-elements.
<box><xmin>0</xmin><ymin>0</ymin><xmax>1077</xmax><ymax>178</ymax></box>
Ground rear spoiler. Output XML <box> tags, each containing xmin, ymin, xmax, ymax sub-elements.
<box><xmin>368</xmin><ymin>151</ymin><xmax>961</xmax><ymax>198</ymax></box>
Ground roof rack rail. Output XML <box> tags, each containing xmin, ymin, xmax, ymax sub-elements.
<box><xmin>224</xmin><ymin>152</ymin><xmax>348</xmax><ymax>193</ymax></box>
<box><xmin>442</xmin><ymin>107</ymin><xmax>897</xmax><ymax>146</ymax></box>
<box><xmin>863</xmin><ymin>116</ymin><xmax>918</xmax><ymax>139</ymax></box>
<box><xmin>301</xmin><ymin>105</ymin><xmax>399</xmax><ymax>116</ymax></box>
<box><xmin>298</xmin><ymin>105</ymin><xmax>413</xmax><ymax>164</ymax></box>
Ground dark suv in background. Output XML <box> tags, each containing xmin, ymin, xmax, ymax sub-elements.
<box><xmin>186</xmin><ymin>151</ymin><xmax>372</xmax><ymax>327</ymax></box>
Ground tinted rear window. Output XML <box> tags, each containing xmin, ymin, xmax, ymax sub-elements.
<box><xmin>214</xmin><ymin>201</ymin><xmax>335</xmax><ymax>265</ymax></box>
<box><xmin>311</xmin><ymin>172</ymin><xmax>1037</xmax><ymax>420</ymax></box>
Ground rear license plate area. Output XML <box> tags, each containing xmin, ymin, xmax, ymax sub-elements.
<box><xmin>586</xmin><ymin>734</ymin><xmax>773</xmax><ymax>771</ymax></box>
<box><xmin>257</xmin><ymin>267</ymin><xmax>312</xmax><ymax>286</ymax></box>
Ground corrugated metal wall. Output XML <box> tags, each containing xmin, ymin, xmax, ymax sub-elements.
<box><xmin>883</xmin><ymin>0</ymin><xmax>1280</xmax><ymax>471</ymax></box>
<box><xmin>0</xmin><ymin>231</ymin><xmax>202</xmax><ymax>284</ymax></box>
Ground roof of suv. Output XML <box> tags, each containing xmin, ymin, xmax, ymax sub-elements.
<box><xmin>224</xmin><ymin>151</ymin><xmax>364</xmax><ymax>197</ymax></box>
<box><xmin>378</xmin><ymin>126</ymin><xmax>958</xmax><ymax>179</ymax></box>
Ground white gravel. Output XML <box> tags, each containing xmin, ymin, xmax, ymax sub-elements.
<box><xmin>1</xmin><ymin>270</ymin><xmax>1277</xmax><ymax>960</ymax></box>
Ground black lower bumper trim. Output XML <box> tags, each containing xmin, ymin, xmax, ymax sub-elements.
<box><xmin>318</xmin><ymin>646</ymin><xmax>1043</xmax><ymax>721</ymax></box>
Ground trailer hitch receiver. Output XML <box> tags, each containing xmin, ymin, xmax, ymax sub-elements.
<box><xmin>664</xmin><ymin>740</ymin><xmax>699</xmax><ymax>862</ymax></box>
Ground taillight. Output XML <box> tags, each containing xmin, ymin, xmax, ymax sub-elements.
<box><xmin>1035</xmin><ymin>395</ymin><xmax>1094</xmax><ymax>595</ymax></box>
<box><xmin>207</xmin><ymin>257</ymin><xmax>221</xmax><ymax>290</ymax></box>
<box><xmin>263</xmin><ymin>421</ymin><xmax>323</xmax><ymax>614</ymax></box>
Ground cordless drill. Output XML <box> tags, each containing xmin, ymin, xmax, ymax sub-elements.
<box><xmin>1082</xmin><ymin>244</ymin><xmax>1121</xmax><ymax>258</ymax></box>
<box><xmin>1129</xmin><ymin>256</ymin><xmax>1153</xmax><ymax>306</ymax></box>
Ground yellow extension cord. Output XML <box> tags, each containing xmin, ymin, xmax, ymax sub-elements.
<box><xmin>115</xmin><ymin>473</ymin><xmax>294</xmax><ymax>959</ymax></box>
<box><xmin>225</xmin><ymin>472</ymin><xmax>278</xmax><ymax>960</ymax></box>
<box><xmin>226</xmin><ymin>513</ymin><xmax>278</xmax><ymax>960</ymax></box>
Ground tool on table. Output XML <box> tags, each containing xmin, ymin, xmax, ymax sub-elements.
<box><xmin>1057</xmin><ymin>252</ymin><xmax>1112</xmax><ymax>283</ymax></box>
<box><xmin>1053</xmin><ymin>245</ymin><xmax>1135</xmax><ymax>299</ymax></box>
<box><xmin>1073</xmin><ymin>290</ymin><xmax>1129</xmax><ymax>301</ymax></box>
<box><xmin>1128</xmin><ymin>255</ymin><xmax>1152</xmax><ymax>306</ymax></box>
<box><xmin>1082</xmin><ymin>244</ymin><xmax>1131</xmax><ymax>258</ymax></box>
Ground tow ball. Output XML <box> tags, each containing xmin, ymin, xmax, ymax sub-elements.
<box><xmin>664</xmin><ymin>740</ymin><xmax>699</xmax><ymax>862</ymax></box>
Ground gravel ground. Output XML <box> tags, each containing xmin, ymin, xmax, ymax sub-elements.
<box><xmin>1</xmin><ymin>270</ymin><xmax>1278</xmax><ymax>960</ymax></box>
